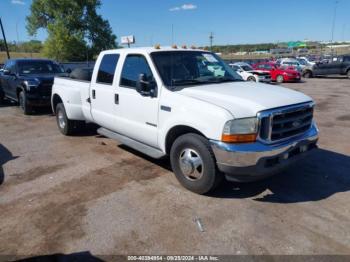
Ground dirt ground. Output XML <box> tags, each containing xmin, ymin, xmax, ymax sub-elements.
<box><xmin>0</xmin><ymin>78</ymin><xmax>350</xmax><ymax>259</ymax></box>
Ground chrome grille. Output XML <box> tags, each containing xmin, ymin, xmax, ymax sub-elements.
<box><xmin>258</xmin><ymin>102</ymin><xmax>314</xmax><ymax>143</ymax></box>
<box><xmin>38</xmin><ymin>82</ymin><xmax>53</xmax><ymax>96</ymax></box>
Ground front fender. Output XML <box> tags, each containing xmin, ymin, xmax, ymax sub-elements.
<box><xmin>157</xmin><ymin>89</ymin><xmax>233</xmax><ymax>152</ymax></box>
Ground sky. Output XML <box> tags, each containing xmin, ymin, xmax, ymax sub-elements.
<box><xmin>0</xmin><ymin>0</ymin><xmax>350</xmax><ymax>47</ymax></box>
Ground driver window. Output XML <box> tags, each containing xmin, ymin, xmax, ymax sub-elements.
<box><xmin>4</xmin><ymin>61</ymin><xmax>13</xmax><ymax>73</ymax></box>
<box><xmin>120</xmin><ymin>55</ymin><xmax>154</xmax><ymax>89</ymax></box>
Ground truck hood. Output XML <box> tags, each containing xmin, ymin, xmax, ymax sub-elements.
<box><xmin>177</xmin><ymin>82</ymin><xmax>312</xmax><ymax>118</ymax></box>
<box><xmin>247</xmin><ymin>70</ymin><xmax>270</xmax><ymax>76</ymax></box>
<box><xmin>19</xmin><ymin>73</ymin><xmax>68</xmax><ymax>83</ymax></box>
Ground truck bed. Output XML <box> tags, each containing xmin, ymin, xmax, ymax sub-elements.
<box><xmin>52</xmin><ymin>77</ymin><xmax>91</xmax><ymax>121</ymax></box>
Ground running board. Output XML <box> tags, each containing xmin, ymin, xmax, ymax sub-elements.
<box><xmin>97</xmin><ymin>127</ymin><xmax>165</xmax><ymax>159</ymax></box>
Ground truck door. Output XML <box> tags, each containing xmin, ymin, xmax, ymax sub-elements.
<box><xmin>1</xmin><ymin>61</ymin><xmax>17</xmax><ymax>99</ymax></box>
<box><xmin>6</xmin><ymin>61</ymin><xmax>20</xmax><ymax>99</ymax></box>
<box><xmin>313</xmin><ymin>62</ymin><xmax>332</xmax><ymax>76</ymax></box>
<box><xmin>90</xmin><ymin>53</ymin><xmax>121</xmax><ymax>131</ymax></box>
<box><xmin>115</xmin><ymin>54</ymin><xmax>159</xmax><ymax>148</ymax></box>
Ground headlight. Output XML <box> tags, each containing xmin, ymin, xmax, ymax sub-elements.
<box><xmin>24</xmin><ymin>79</ymin><xmax>40</xmax><ymax>91</ymax></box>
<box><xmin>222</xmin><ymin>117</ymin><xmax>258</xmax><ymax>143</ymax></box>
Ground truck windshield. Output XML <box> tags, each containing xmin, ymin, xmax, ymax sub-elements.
<box><xmin>241</xmin><ymin>65</ymin><xmax>254</xmax><ymax>71</ymax></box>
<box><xmin>18</xmin><ymin>61</ymin><xmax>64</xmax><ymax>75</ymax></box>
<box><xmin>151</xmin><ymin>51</ymin><xmax>242</xmax><ymax>88</ymax></box>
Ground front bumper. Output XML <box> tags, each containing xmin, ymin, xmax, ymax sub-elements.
<box><xmin>257</xmin><ymin>76</ymin><xmax>271</xmax><ymax>83</ymax></box>
<box><xmin>210</xmin><ymin>123</ymin><xmax>319</xmax><ymax>182</ymax></box>
<box><xmin>26</xmin><ymin>94</ymin><xmax>51</xmax><ymax>107</ymax></box>
<box><xmin>284</xmin><ymin>75</ymin><xmax>301</xmax><ymax>82</ymax></box>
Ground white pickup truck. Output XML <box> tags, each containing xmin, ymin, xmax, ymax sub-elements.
<box><xmin>51</xmin><ymin>47</ymin><xmax>319</xmax><ymax>194</ymax></box>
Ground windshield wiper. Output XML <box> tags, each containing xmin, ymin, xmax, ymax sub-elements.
<box><xmin>171</xmin><ymin>79</ymin><xmax>203</xmax><ymax>86</ymax></box>
<box><xmin>198</xmin><ymin>77</ymin><xmax>239</xmax><ymax>83</ymax></box>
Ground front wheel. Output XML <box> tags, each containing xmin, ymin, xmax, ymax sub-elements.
<box><xmin>347</xmin><ymin>70</ymin><xmax>350</xmax><ymax>79</ymax></box>
<box><xmin>170</xmin><ymin>133</ymin><xmax>223</xmax><ymax>194</ymax></box>
<box><xmin>19</xmin><ymin>91</ymin><xmax>32</xmax><ymax>115</ymax></box>
<box><xmin>276</xmin><ymin>75</ymin><xmax>284</xmax><ymax>83</ymax></box>
<box><xmin>303</xmin><ymin>71</ymin><xmax>313</xmax><ymax>78</ymax></box>
<box><xmin>247</xmin><ymin>76</ymin><xmax>256</xmax><ymax>82</ymax></box>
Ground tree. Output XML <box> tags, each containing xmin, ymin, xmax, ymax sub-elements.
<box><xmin>20</xmin><ymin>40</ymin><xmax>43</xmax><ymax>53</ymax></box>
<box><xmin>26</xmin><ymin>0</ymin><xmax>117</xmax><ymax>61</ymax></box>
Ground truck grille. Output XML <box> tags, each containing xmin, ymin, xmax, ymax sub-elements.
<box><xmin>38</xmin><ymin>81</ymin><xmax>53</xmax><ymax>96</ymax></box>
<box><xmin>258</xmin><ymin>102</ymin><xmax>314</xmax><ymax>143</ymax></box>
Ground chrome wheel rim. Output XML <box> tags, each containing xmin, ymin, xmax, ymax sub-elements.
<box><xmin>179</xmin><ymin>148</ymin><xmax>204</xmax><ymax>181</ymax></box>
<box><xmin>57</xmin><ymin>110</ymin><xmax>66</xmax><ymax>129</ymax></box>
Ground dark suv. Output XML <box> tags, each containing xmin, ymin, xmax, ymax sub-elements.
<box><xmin>303</xmin><ymin>55</ymin><xmax>350</xmax><ymax>79</ymax></box>
<box><xmin>0</xmin><ymin>59</ymin><xmax>66</xmax><ymax>114</ymax></box>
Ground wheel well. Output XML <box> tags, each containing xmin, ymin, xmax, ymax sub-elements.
<box><xmin>16</xmin><ymin>86</ymin><xmax>24</xmax><ymax>99</ymax></box>
<box><xmin>165</xmin><ymin>125</ymin><xmax>206</xmax><ymax>154</ymax></box>
<box><xmin>303</xmin><ymin>70</ymin><xmax>313</xmax><ymax>76</ymax></box>
<box><xmin>52</xmin><ymin>94</ymin><xmax>63</xmax><ymax>113</ymax></box>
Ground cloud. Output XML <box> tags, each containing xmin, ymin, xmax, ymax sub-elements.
<box><xmin>169</xmin><ymin>3</ymin><xmax>197</xmax><ymax>11</ymax></box>
<box><xmin>11</xmin><ymin>0</ymin><xmax>25</xmax><ymax>5</ymax></box>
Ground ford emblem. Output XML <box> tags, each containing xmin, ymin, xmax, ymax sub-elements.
<box><xmin>292</xmin><ymin>120</ymin><xmax>302</xmax><ymax>128</ymax></box>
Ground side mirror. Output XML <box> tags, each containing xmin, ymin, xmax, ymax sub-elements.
<box><xmin>3</xmin><ymin>69</ymin><xmax>10</xmax><ymax>75</ymax></box>
<box><xmin>136</xmin><ymin>74</ymin><xmax>156</xmax><ymax>97</ymax></box>
<box><xmin>66</xmin><ymin>68</ymin><xmax>72</xmax><ymax>74</ymax></box>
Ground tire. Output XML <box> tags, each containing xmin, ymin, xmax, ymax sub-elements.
<box><xmin>19</xmin><ymin>91</ymin><xmax>32</xmax><ymax>115</ymax></box>
<box><xmin>247</xmin><ymin>76</ymin><xmax>256</xmax><ymax>82</ymax></box>
<box><xmin>303</xmin><ymin>71</ymin><xmax>312</xmax><ymax>78</ymax></box>
<box><xmin>276</xmin><ymin>75</ymin><xmax>284</xmax><ymax>83</ymax></box>
<box><xmin>56</xmin><ymin>103</ymin><xmax>79</xmax><ymax>136</ymax></box>
<box><xmin>347</xmin><ymin>70</ymin><xmax>350</xmax><ymax>79</ymax></box>
<box><xmin>170</xmin><ymin>133</ymin><xmax>223</xmax><ymax>194</ymax></box>
<box><xmin>0</xmin><ymin>90</ymin><xmax>4</xmax><ymax>104</ymax></box>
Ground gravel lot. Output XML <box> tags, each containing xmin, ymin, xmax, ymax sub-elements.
<box><xmin>0</xmin><ymin>78</ymin><xmax>350</xmax><ymax>258</ymax></box>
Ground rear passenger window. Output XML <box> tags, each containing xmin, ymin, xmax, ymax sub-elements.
<box><xmin>96</xmin><ymin>54</ymin><xmax>119</xmax><ymax>85</ymax></box>
<box><xmin>120</xmin><ymin>55</ymin><xmax>154</xmax><ymax>89</ymax></box>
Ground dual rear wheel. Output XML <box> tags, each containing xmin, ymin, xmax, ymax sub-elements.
<box><xmin>56</xmin><ymin>103</ymin><xmax>85</xmax><ymax>135</ymax></box>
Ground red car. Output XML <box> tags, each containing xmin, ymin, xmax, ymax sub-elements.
<box><xmin>252</xmin><ymin>62</ymin><xmax>301</xmax><ymax>83</ymax></box>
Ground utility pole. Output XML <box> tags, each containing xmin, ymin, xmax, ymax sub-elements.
<box><xmin>209</xmin><ymin>32</ymin><xmax>214</xmax><ymax>51</ymax></box>
<box><xmin>0</xmin><ymin>17</ymin><xmax>10</xmax><ymax>59</ymax></box>
<box><xmin>330</xmin><ymin>0</ymin><xmax>339</xmax><ymax>56</ymax></box>
<box><xmin>171</xmin><ymin>24</ymin><xmax>174</xmax><ymax>45</ymax></box>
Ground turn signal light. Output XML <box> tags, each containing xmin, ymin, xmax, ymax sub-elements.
<box><xmin>221</xmin><ymin>134</ymin><xmax>257</xmax><ymax>143</ymax></box>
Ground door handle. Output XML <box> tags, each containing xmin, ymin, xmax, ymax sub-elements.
<box><xmin>92</xmin><ymin>89</ymin><xmax>96</xmax><ymax>99</ymax></box>
<box><xmin>115</xmin><ymin>94</ymin><xmax>119</xmax><ymax>104</ymax></box>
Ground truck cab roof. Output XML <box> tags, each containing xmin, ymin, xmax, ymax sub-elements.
<box><xmin>100</xmin><ymin>46</ymin><xmax>207</xmax><ymax>55</ymax></box>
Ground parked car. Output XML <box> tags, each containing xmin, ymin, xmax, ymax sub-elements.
<box><xmin>229</xmin><ymin>62</ymin><xmax>271</xmax><ymax>83</ymax></box>
<box><xmin>276</xmin><ymin>58</ymin><xmax>304</xmax><ymax>72</ymax></box>
<box><xmin>0</xmin><ymin>59</ymin><xmax>66</xmax><ymax>114</ymax></box>
<box><xmin>297</xmin><ymin>57</ymin><xmax>315</xmax><ymax>66</ymax></box>
<box><xmin>302</xmin><ymin>55</ymin><xmax>350</xmax><ymax>78</ymax></box>
<box><xmin>51</xmin><ymin>47</ymin><xmax>319</xmax><ymax>194</ymax></box>
<box><xmin>253</xmin><ymin>62</ymin><xmax>301</xmax><ymax>83</ymax></box>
